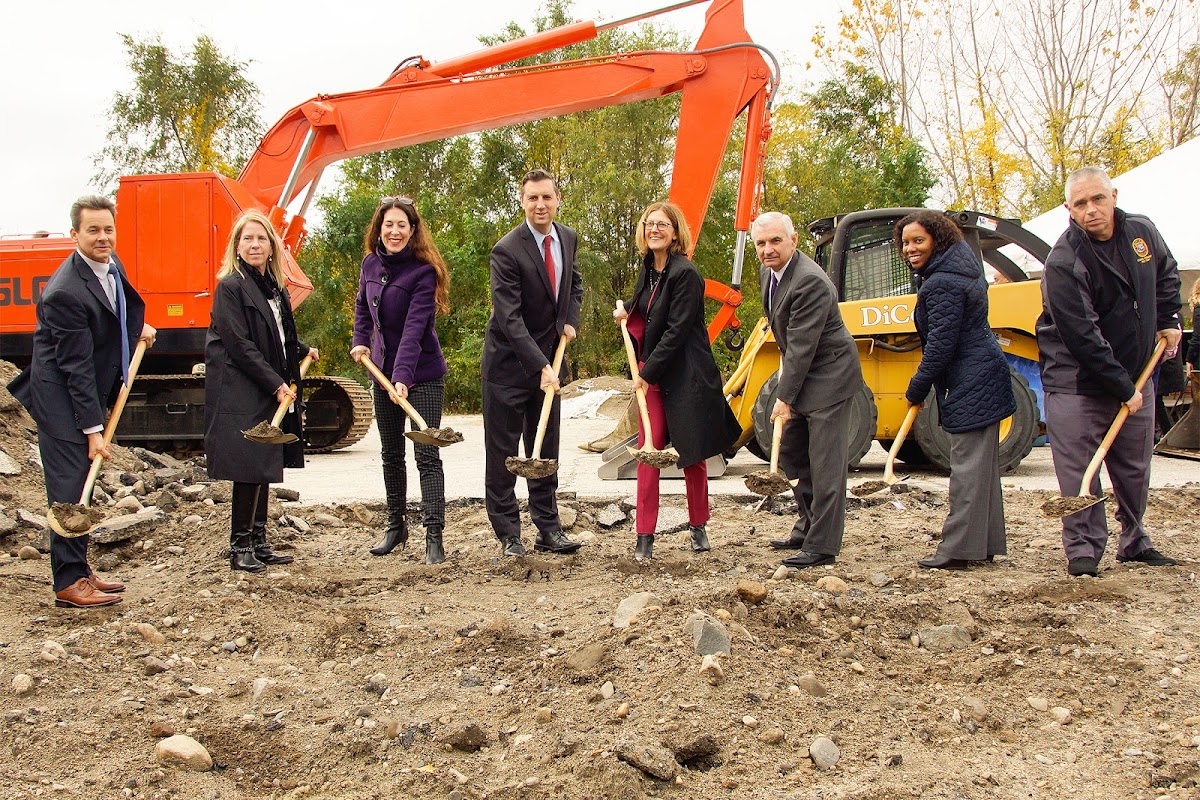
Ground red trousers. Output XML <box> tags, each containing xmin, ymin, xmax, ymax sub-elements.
<box><xmin>635</xmin><ymin>373</ymin><xmax>709</xmax><ymax>535</ymax></box>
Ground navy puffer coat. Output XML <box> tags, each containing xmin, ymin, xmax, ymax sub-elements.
<box><xmin>905</xmin><ymin>241</ymin><xmax>1016</xmax><ymax>433</ymax></box>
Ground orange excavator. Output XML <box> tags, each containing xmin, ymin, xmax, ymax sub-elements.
<box><xmin>0</xmin><ymin>0</ymin><xmax>773</xmax><ymax>454</ymax></box>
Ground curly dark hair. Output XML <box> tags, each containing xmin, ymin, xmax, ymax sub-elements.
<box><xmin>893</xmin><ymin>210</ymin><xmax>963</xmax><ymax>260</ymax></box>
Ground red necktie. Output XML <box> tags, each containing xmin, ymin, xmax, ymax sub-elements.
<box><xmin>543</xmin><ymin>235</ymin><xmax>557</xmax><ymax>297</ymax></box>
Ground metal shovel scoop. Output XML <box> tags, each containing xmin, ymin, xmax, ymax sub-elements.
<box><xmin>47</xmin><ymin>339</ymin><xmax>148</xmax><ymax>539</ymax></box>
<box><xmin>852</xmin><ymin>403</ymin><xmax>918</xmax><ymax>496</ymax></box>
<box><xmin>745</xmin><ymin>416</ymin><xmax>799</xmax><ymax>496</ymax></box>
<box><xmin>1042</xmin><ymin>338</ymin><xmax>1167</xmax><ymax>518</ymax></box>
<box><xmin>242</xmin><ymin>355</ymin><xmax>313</xmax><ymax>444</ymax></box>
<box><xmin>359</xmin><ymin>355</ymin><xmax>463</xmax><ymax>447</ymax></box>
<box><xmin>506</xmin><ymin>336</ymin><xmax>569</xmax><ymax>479</ymax></box>
<box><xmin>619</xmin><ymin>312</ymin><xmax>678</xmax><ymax>469</ymax></box>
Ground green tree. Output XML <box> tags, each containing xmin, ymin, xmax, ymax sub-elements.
<box><xmin>761</xmin><ymin>67</ymin><xmax>934</xmax><ymax>235</ymax></box>
<box><xmin>300</xmin><ymin>0</ymin><xmax>695</xmax><ymax>411</ymax></box>
<box><xmin>92</xmin><ymin>33</ymin><xmax>262</xmax><ymax>190</ymax></box>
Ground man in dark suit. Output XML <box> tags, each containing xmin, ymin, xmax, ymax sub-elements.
<box><xmin>481</xmin><ymin>169</ymin><xmax>583</xmax><ymax>556</ymax></box>
<box><xmin>753</xmin><ymin>211</ymin><xmax>864</xmax><ymax>568</ymax></box>
<box><xmin>8</xmin><ymin>195</ymin><xmax>155</xmax><ymax>607</ymax></box>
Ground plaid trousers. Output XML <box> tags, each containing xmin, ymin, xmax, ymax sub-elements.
<box><xmin>373</xmin><ymin>378</ymin><xmax>446</xmax><ymax>528</ymax></box>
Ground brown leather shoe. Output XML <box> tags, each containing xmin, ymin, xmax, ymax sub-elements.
<box><xmin>55</xmin><ymin>577</ymin><xmax>122</xmax><ymax>609</ymax></box>
<box><xmin>88</xmin><ymin>572</ymin><xmax>125</xmax><ymax>593</ymax></box>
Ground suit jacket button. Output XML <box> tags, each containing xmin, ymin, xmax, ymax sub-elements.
<box><xmin>372</xmin><ymin>297</ymin><xmax>379</xmax><ymax>306</ymax></box>
<box><xmin>381</xmin><ymin>274</ymin><xmax>388</xmax><ymax>283</ymax></box>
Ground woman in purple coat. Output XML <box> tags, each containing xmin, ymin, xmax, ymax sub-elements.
<box><xmin>351</xmin><ymin>197</ymin><xmax>451</xmax><ymax>564</ymax></box>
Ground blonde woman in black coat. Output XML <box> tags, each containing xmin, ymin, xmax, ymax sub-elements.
<box><xmin>613</xmin><ymin>202</ymin><xmax>741</xmax><ymax>561</ymax></box>
<box><xmin>205</xmin><ymin>210</ymin><xmax>319</xmax><ymax>572</ymax></box>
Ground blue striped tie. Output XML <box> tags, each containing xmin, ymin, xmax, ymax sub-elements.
<box><xmin>107</xmin><ymin>264</ymin><xmax>131</xmax><ymax>387</ymax></box>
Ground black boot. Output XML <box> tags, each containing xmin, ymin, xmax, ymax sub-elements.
<box><xmin>689</xmin><ymin>525</ymin><xmax>711</xmax><ymax>552</ymax></box>
<box><xmin>231</xmin><ymin>483</ymin><xmax>266</xmax><ymax>573</ymax></box>
<box><xmin>424</xmin><ymin>523</ymin><xmax>445</xmax><ymax>565</ymax></box>
<box><xmin>252</xmin><ymin>485</ymin><xmax>293</xmax><ymax>565</ymax></box>
<box><xmin>634</xmin><ymin>534</ymin><xmax>654</xmax><ymax>562</ymax></box>
<box><xmin>371</xmin><ymin>508</ymin><xmax>408</xmax><ymax>556</ymax></box>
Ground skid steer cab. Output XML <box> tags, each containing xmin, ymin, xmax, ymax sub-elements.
<box><xmin>724</xmin><ymin>208</ymin><xmax>1052</xmax><ymax>473</ymax></box>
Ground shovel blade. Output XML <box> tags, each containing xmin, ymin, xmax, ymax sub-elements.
<box><xmin>405</xmin><ymin>430</ymin><xmax>455</xmax><ymax>447</ymax></box>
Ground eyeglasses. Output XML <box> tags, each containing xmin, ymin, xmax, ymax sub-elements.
<box><xmin>380</xmin><ymin>196</ymin><xmax>414</xmax><ymax>206</ymax></box>
<box><xmin>643</xmin><ymin>220</ymin><xmax>674</xmax><ymax>231</ymax></box>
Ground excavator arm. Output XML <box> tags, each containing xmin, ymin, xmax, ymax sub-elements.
<box><xmin>238</xmin><ymin>0</ymin><xmax>774</xmax><ymax>284</ymax></box>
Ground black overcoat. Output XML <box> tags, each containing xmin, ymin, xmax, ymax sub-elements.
<box><xmin>203</xmin><ymin>269</ymin><xmax>308</xmax><ymax>484</ymax></box>
<box><xmin>626</xmin><ymin>253</ymin><xmax>740</xmax><ymax>469</ymax></box>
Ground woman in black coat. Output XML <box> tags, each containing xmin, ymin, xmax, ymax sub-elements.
<box><xmin>613</xmin><ymin>202</ymin><xmax>741</xmax><ymax>561</ymax></box>
<box><xmin>205</xmin><ymin>210</ymin><xmax>319</xmax><ymax>573</ymax></box>
<box><xmin>896</xmin><ymin>211</ymin><xmax>1015</xmax><ymax>570</ymax></box>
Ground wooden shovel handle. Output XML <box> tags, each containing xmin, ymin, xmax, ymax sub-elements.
<box><xmin>884</xmin><ymin>405</ymin><xmax>920</xmax><ymax>483</ymax></box>
<box><xmin>79</xmin><ymin>338</ymin><xmax>148</xmax><ymax>506</ymax></box>
<box><xmin>1078</xmin><ymin>337</ymin><xmax>1167</xmax><ymax>495</ymax></box>
<box><xmin>530</xmin><ymin>336</ymin><xmax>570</xmax><ymax>460</ymax></box>
<box><xmin>769</xmin><ymin>416</ymin><xmax>784</xmax><ymax>475</ymax></box>
<box><xmin>359</xmin><ymin>354</ymin><xmax>430</xmax><ymax>429</ymax></box>
<box><xmin>268</xmin><ymin>354</ymin><xmax>314</xmax><ymax>428</ymax></box>
<box><xmin>619</xmin><ymin>318</ymin><xmax>655</xmax><ymax>439</ymax></box>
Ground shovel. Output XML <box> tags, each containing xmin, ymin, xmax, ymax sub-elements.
<box><xmin>619</xmin><ymin>310</ymin><xmax>679</xmax><ymax>470</ymax></box>
<box><xmin>852</xmin><ymin>403</ymin><xmax>919</xmax><ymax>496</ymax></box>
<box><xmin>242</xmin><ymin>355</ymin><xmax>313</xmax><ymax>444</ymax></box>
<box><xmin>1042</xmin><ymin>338</ymin><xmax>1167</xmax><ymax>518</ymax></box>
<box><xmin>47</xmin><ymin>339</ymin><xmax>148</xmax><ymax>539</ymax></box>
<box><xmin>359</xmin><ymin>355</ymin><xmax>463</xmax><ymax>447</ymax></box>
<box><xmin>506</xmin><ymin>336</ymin><xmax>569</xmax><ymax>479</ymax></box>
<box><xmin>745</xmin><ymin>416</ymin><xmax>798</xmax><ymax>496</ymax></box>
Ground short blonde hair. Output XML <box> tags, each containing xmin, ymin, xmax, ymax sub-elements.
<box><xmin>217</xmin><ymin>210</ymin><xmax>288</xmax><ymax>286</ymax></box>
<box><xmin>635</xmin><ymin>201</ymin><xmax>692</xmax><ymax>257</ymax></box>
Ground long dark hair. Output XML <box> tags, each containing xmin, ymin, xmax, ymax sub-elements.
<box><xmin>893</xmin><ymin>210</ymin><xmax>963</xmax><ymax>262</ymax></box>
<box><xmin>363</xmin><ymin>197</ymin><xmax>450</xmax><ymax>315</ymax></box>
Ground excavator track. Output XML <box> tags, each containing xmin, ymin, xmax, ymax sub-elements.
<box><xmin>303</xmin><ymin>375</ymin><xmax>373</xmax><ymax>453</ymax></box>
<box><xmin>114</xmin><ymin>373</ymin><xmax>373</xmax><ymax>457</ymax></box>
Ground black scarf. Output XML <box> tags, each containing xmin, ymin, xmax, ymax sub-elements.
<box><xmin>242</xmin><ymin>257</ymin><xmax>299</xmax><ymax>383</ymax></box>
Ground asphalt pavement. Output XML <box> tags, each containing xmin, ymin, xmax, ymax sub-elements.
<box><xmin>283</xmin><ymin>411</ymin><xmax>1197</xmax><ymax>505</ymax></box>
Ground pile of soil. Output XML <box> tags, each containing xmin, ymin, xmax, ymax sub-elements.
<box><xmin>1</xmin><ymin>360</ymin><xmax>1198</xmax><ymax>799</ymax></box>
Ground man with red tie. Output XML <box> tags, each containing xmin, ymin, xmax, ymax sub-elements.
<box><xmin>481</xmin><ymin>170</ymin><xmax>584</xmax><ymax>556</ymax></box>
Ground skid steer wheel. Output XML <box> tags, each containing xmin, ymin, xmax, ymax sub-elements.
<box><xmin>911</xmin><ymin>369</ymin><xmax>1041</xmax><ymax>473</ymax></box>
<box><xmin>750</xmin><ymin>371</ymin><xmax>877</xmax><ymax>468</ymax></box>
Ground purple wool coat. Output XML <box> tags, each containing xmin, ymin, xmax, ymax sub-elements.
<box><xmin>352</xmin><ymin>246</ymin><xmax>448</xmax><ymax>387</ymax></box>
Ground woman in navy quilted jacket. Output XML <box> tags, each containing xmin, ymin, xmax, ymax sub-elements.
<box><xmin>895</xmin><ymin>211</ymin><xmax>1016</xmax><ymax>570</ymax></box>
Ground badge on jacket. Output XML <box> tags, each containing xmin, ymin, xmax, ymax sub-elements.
<box><xmin>1131</xmin><ymin>237</ymin><xmax>1152</xmax><ymax>263</ymax></box>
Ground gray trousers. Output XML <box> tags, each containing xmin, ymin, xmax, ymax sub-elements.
<box><xmin>1045</xmin><ymin>389</ymin><xmax>1155</xmax><ymax>561</ymax></box>
<box><xmin>937</xmin><ymin>422</ymin><xmax>1005</xmax><ymax>560</ymax></box>
<box><xmin>779</xmin><ymin>396</ymin><xmax>851</xmax><ymax>556</ymax></box>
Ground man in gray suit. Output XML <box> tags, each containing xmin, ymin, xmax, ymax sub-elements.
<box><xmin>481</xmin><ymin>169</ymin><xmax>584</xmax><ymax>557</ymax></box>
<box><xmin>753</xmin><ymin>211</ymin><xmax>864</xmax><ymax>568</ymax></box>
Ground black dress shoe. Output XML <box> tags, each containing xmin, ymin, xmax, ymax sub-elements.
<box><xmin>534</xmin><ymin>530</ymin><xmax>582</xmax><ymax>554</ymax></box>
<box><xmin>689</xmin><ymin>525</ymin><xmax>710</xmax><ymax>552</ymax></box>
<box><xmin>769</xmin><ymin>536</ymin><xmax>806</xmax><ymax>550</ymax></box>
<box><xmin>634</xmin><ymin>534</ymin><xmax>654</xmax><ymax>561</ymax></box>
<box><xmin>1116</xmin><ymin>548</ymin><xmax>1177</xmax><ymax>566</ymax></box>
<box><xmin>918</xmin><ymin>553</ymin><xmax>969</xmax><ymax>570</ymax></box>
<box><xmin>781</xmin><ymin>551</ymin><xmax>835</xmax><ymax>569</ymax></box>
<box><xmin>502</xmin><ymin>538</ymin><xmax>528</xmax><ymax>557</ymax></box>
<box><xmin>1067</xmin><ymin>556</ymin><xmax>1099</xmax><ymax>577</ymax></box>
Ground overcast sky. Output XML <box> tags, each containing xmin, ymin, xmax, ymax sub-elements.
<box><xmin>0</xmin><ymin>0</ymin><xmax>834</xmax><ymax>236</ymax></box>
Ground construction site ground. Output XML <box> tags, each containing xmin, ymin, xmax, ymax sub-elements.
<box><xmin>0</xmin><ymin>364</ymin><xmax>1197</xmax><ymax>800</ymax></box>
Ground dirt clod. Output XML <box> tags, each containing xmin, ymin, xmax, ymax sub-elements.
<box><xmin>1041</xmin><ymin>494</ymin><xmax>1106</xmax><ymax>517</ymax></box>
